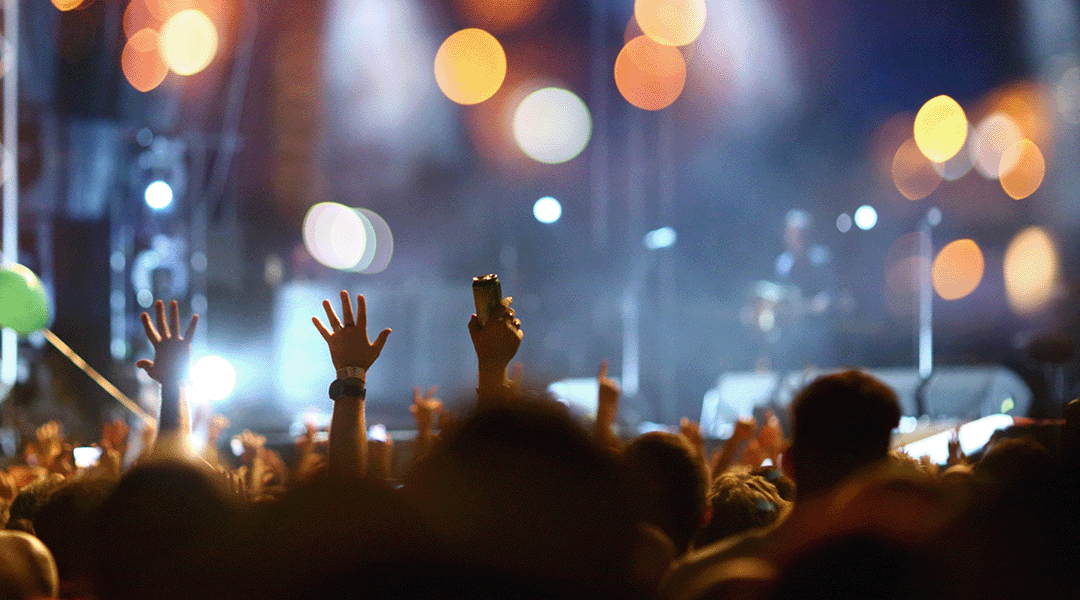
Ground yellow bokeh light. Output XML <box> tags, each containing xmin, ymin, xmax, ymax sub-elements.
<box><xmin>614</xmin><ymin>36</ymin><xmax>687</xmax><ymax>111</ymax></box>
<box><xmin>1004</xmin><ymin>226</ymin><xmax>1058</xmax><ymax>315</ymax></box>
<box><xmin>453</xmin><ymin>0</ymin><xmax>547</xmax><ymax>34</ymax></box>
<box><xmin>122</xmin><ymin>28</ymin><xmax>168</xmax><ymax>92</ymax></box>
<box><xmin>634</xmin><ymin>0</ymin><xmax>707</xmax><ymax>47</ymax></box>
<box><xmin>892</xmin><ymin>138</ymin><xmax>942</xmax><ymax>200</ymax></box>
<box><xmin>159</xmin><ymin>9</ymin><xmax>218</xmax><ymax>76</ymax></box>
<box><xmin>434</xmin><ymin>29</ymin><xmax>507</xmax><ymax>105</ymax></box>
<box><xmin>998</xmin><ymin>139</ymin><xmax>1045</xmax><ymax>200</ymax></box>
<box><xmin>932</xmin><ymin>239</ymin><xmax>984</xmax><ymax>301</ymax></box>
<box><xmin>52</xmin><ymin>0</ymin><xmax>85</xmax><ymax>11</ymax></box>
<box><xmin>913</xmin><ymin>95</ymin><xmax>967</xmax><ymax>163</ymax></box>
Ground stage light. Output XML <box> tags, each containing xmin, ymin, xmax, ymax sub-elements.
<box><xmin>644</xmin><ymin>226</ymin><xmax>676</xmax><ymax>249</ymax></box>
<box><xmin>892</xmin><ymin>138</ymin><xmax>941</xmax><ymax>201</ymax></box>
<box><xmin>854</xmin><ymin>205</ymin><xmax>877</xmax><ymax>231</ymax></box>
<box><xmin>302</xmin><ymin>202</ymin><xmax>368</xmax><ymax>270</ymax></box>
<box><xmin>913</xmin><ymin>95</ymin><xmax>967</xmax><ymax>163</ymax></box>
<box><xmin>512</xmin><ymin>87</ymin><xmax>592</xmax><ymax>164</ymax></box>
<box><xmin>998</xmin><ymin>139</ymin><xmax>1045</xmax><ymax>200</ymax></box>
<box><xmin>1056</xmin><ymin>66</ymin><xmax>1080</xmax><ymax>125</ymax></box>
<box><xmin>159</xmin><ymin>9</ymin><xmax>218</xmax><ymax>76</ymax></box>
<box><xmin>434</xmin><ymin>28</ymin><xmax>506</xmax><ymax>105</ymax></box>
<box><xmin>190</xmin><ymin>355</ymin><xmax>236</xmax><ymax>402</ymax></box>
<box><xmin>634</xmin><ymin>0</ymin><xmax>707</xmax><ymax>47</ymax></box>
<box><xmin>614</xmin><ymin>36</ymin><xmax>686</xmax><ymax>111</ymax></box>
<box><xmin>533</xmin><ymin>197</ymin><xmax>562</xmax><ymax>224</ymax></box>
<box><xmin>52</xmin><ymin>0</ymin><xmax>85</xmax><ymax>11</ymax></box>
<box><xmin>835</xmin><ymin>213</ymin><xmax>852</xmax><ymax>233</ymax></box>
<box><xmin>144</xmin><ymin>180</ymin><xmax>173</xmax><ymax>210</ymax></box>
<box><xmin>1004</xmin><ymin>226</ymin><xmax>1058</xmax><ymax>315</ymax></box>
<box><xmin>356</xmin><ymin>209</ymin><xmax>394</xmax><ymax>274</ymax></box>
<box><xmin>122</xmin><ymin>29</ymin><xmax>168</xmax><ymax>93</ymax></box>
<box><xmin>453</xmin><ymin>0</ymin><xmax>546</xmax><ymax>33</ymax></box>
<box><xmin>970</xmin><ymin>112</ymin><xmax>1022</xmax><ymax>179</ymax></box>
<box><xmin>932</xmin><ymin>239</ymin><xmax>984</xmax><ymax>301</ymax></box>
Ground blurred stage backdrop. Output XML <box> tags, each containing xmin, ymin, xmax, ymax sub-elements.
<box><xmin>3</xmin><ymin>0</ymin><xmax>1079</xmax><ymax>440</ymax></box>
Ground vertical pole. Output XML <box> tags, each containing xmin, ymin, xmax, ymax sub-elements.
<box><xmin>2</xmin><ymin>0</ymin><xmax>19</xmax><ymax>387</ymax></box>
<box><xmin>917</xmin><ymin>221</ymin><xmax>932</xmax><ymax>381</ymax></box>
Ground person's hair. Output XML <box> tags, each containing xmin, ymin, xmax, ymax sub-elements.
<box><xmin>788</xmin><ymin>370</ymin><xmax>901</xmax><ymax>498</ymax></box>
<box><xmin>4</xmin><ymin>473</ymin><xmax>67</xmax><ymax>536</ymax></box>
<box><xmin>406</xmin><ymin>398</ymin><xmax>640</xmax><ymax>599</ymax></box>
<box><xmin>696</xmin><ymin>469</ymin><xmax>789</xmax><ymax>547</ymax></box>
<box><xmin>750</xmin><ymin>466</ymin><xmax>795</xmax><ymax>502</ymax></box>
<box><xmin>0</xmin><ymin>530</ymin><xmax>59</xmax><ymax>600</ymax></box>
<box><xmin>621</xmin><ymin>431</ymin><xmax>709</xmax><ymax>555</ymax></box>
<box><xmin>33</xmin><ymin>475</ymin><xmax>117</xmax><ymax>584</ymax></box>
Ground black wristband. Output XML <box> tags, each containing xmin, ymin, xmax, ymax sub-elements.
<box><xmin>329</xmin><ymin>378</ymin><xmax>366</xmax><ymax>401</ymax></box>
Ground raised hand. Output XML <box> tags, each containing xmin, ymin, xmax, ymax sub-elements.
<box><xmin>757</xmin><ymin>410</ymin><xmax>784</xmax><ymax>462</ymax></box>
<box><xmin>312</xmin><ymin>291</ymin><xmax>391</xmax><ymax>373</ymax></box>
<box><xmin>101</xmin><ymin>419</ymin><xmax>130</xmax><ymax>456</ymax></box>
<box><xmin>680</xmin><ymin>418</ymin><xmax>705</xmax><ymax>460</ymax></box>
<box><xmin>411</xmin><ymin>385</ymin><xmax>442</xmax><ymax>432</ymax></box>
<box><xmin>137</xmin><ymin>300</ymin><xmax>198</xmax><ymax>385</ymax></box>
<box><xmin>468</xmin><ymin>297</ymin><xmax>522</xmax><ymax>375</ymax></box>
<box><xmin>208</xmin><ymin>414</ymin><xmax>229</xmax><ymax>445</ymax></box>
<box><xmin>732</xmin><ymin>417</ymin><xmax>758</xmax><ymax>443</ymax></box>
<box><xmin>594</xmin><ymin>361</ymin><xmax>621</xmax><ymax>450</ymax></box>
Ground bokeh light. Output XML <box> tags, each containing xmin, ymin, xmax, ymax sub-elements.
<box><xmin>351</xmin><ymin>210</ymin><xmax>378</xmax><ymax>272</ymax></box>
<box><xmin>614</xmin><ymin>36</ymin><xmax>687</xmax><ymax>111</ymax></box>
<box><xmin>453</xmin><ymin>0</ymin><xmax>547</xmax><ymax>34</ymax></box>
<box><xmin>998</xmin><ymin>139</ymin><xmax>1045</xmax><ymax>200</ymax></box>
<box><xmin>932</xmin><ymin>239</ymin><xmax>984</xmax><ymax>301</ymax></box>
<box><xmin>854</xmin><ymin>205</ymin><xmax>877</xmax><ymax>230</ymax></box>
<box><xmin>931</xmin><ymin>124</ymin><xmax>974</xmax><ymax>181</ymax></box>
<box><xmin>124</xmin><ymin>0</ymin><xmax>159</xmax><ymax>39</ymax></box>
<box><xmin>634</xmin><ymin>0</ymin><xmax>707</xmax><ymax>47</ymax></box>
<box><xmin>302</xmin><ymin>202</ymin><xmax>368</xmax><ymax>270</ymax></box>
<box><xmin>146</xmin><ymin>0</ymin><xmax>197</xmax><ymax>21</ymax></box>
<box><xmin>533</xmin><ymin>196</ymin><xmax>562</xmax><ymax>224</ymax></box>
<box><xmin>1004</xmin><ymin>226</ymin><xmax>1058</xmax><ymax>315</ymax></box>
<box><xmin>122</xmin><ymin>28</ymin><xmax>168</xmax><ymax>92</ymax></box>
<box><xmin>836</xmin><ymin>213</ymin><xmax>852</xmax><ymax>233</ymax></box>
<box><xmin>892</xmin><ymin>138</ymin><xmax>942</xmax><ymax>200</ymax></box>
<box><xmin>913</xmin><ymin>95</ymin><xmax>967</xmax><ymax>163</ymax></box>
<box><xmin>159</xmin><ymin>9</ymin><xmax>218</xmax><ymax>76</ymax></box>
<box><xmin>434</xmin><ymin>28</ymin><xmax>507</xmax><ymax>105</ymax></box>
<box><xmin>144</xmin><ymin>180</ymin><xmax>173</xmax><ymax>210</ymax></box>
<box><xmin>190</xmin><ymin>355</ymin><xmax>236</xmax><ymax>402</ymax></box>
<box><xmin>512</xmin><ymin>87</ymin><xmax>592</xmax><ymax>164</ymax></box>
<box><xmin>970</xmin><ymin>112</ymin><xmax>1022</xmax><ymax>179</ymax></box>
<box><xmin>51</xmin><ymin>0</ymin><xmax>85</xmax><ymax>11</ymax></box>
<box><xmin>356</xmin><ymin>209</ymin><xmax>394</xmax><ymax>274</ymax></box>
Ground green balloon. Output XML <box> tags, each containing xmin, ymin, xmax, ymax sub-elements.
<box><xmin>0</xmin><ymin>264</ymin><xmax>51</xmax><ymax>334</ymax></box>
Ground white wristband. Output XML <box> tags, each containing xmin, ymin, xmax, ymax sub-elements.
<box><xmin>336</xmin><ymin>366</ymin><xmax>366</xmax><ymax>380</ymax></box>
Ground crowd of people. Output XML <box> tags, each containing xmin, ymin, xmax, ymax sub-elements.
<box><xmin>0</xmin><ymin>290</ymin><xmax>1078</xmax><ymax>600</ymax></box>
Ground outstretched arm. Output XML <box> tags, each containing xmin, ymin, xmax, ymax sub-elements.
<box><xmin>411</xmin><ymin>385</ymin><xmax>441</xmax><ymax>463</ymax></box>
<box><xmin>313</xmin><ymin>291</ymin><xmax>391</xmax><ymax>478</ymax></box>
<box><xmin>136</xmin><ymin>300</ymin><xmax>198</xmax><ymax>460</ymax></box>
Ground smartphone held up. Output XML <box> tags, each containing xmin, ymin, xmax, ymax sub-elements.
<box><xmin>472</xmin><ymin>274</ymin><xmax>502</xmax><ymax>326</ymax></box>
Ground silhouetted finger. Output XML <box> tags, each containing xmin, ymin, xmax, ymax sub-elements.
<box><xmin>312</xmin><ymin>317</ymin><xmax>332</xmax><ymax>342</ymax></box>
<box><xmin>184</xmin><ymin>314</ymin><xmax>199</xmax><ymax>341</ymax></box>
<box><xmin>340</xmin><ymin>290</ymin><xmax>355</xmax><ymax>326</ymax></box>
<box><xmin>355</xmin><ymin>294</ymin><xmax>368</xmax><ymax>333</ymax></box>
<box><xmin>169</xmin><ymin>300</ymin><xmax>180</xmax><ymax>339</ymax></box>
<box><xmin>599</xmin><ymin>360</ymin><xmax>609</xmax><ymax>380</ymax></box>
<box><xmin>322</xmin><ymin>300</ymin><xmax>342</xmax><ymax>331</ymax></box>
<box><xmin>155</xmin><ymin>300</ymin><xmax>170</xmax><ymax>339</ymax></box>
<box><xmin>141</xmin><ymin>312</ymin><xmax>161</xmax><ymax>344</ymax></box>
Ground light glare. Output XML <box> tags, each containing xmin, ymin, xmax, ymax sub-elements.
<box><xmin>159</xmin><ymin>9</ymin><xmax>219</xmax><ymax>76</ymax></box>
<box><xmin>302</xmin><ymin>202</ymin><xmax>368</xmax><ymax>270</ymax></box>
<box><xmin>513</xmin><ymin>87</ymin><xmax>592</xmax><ymax>164</ymax></box>
<box><xmin>854</xmin><ymin>205</ymin><xmax>877</xmax><ymax>231</ymax></box>
<box><xmin>1004</xmin><ymin>226</ymin><xmax>1058</xmax><ymax>315</ymax></box>
<box><xmin>913</xmin><ymin>95</ymin><xmax>967</xmax><ymax>163</ymax></box>
<box><xmin>644</xmin><ymin>226</ymin><xmax>676</xmax><ymax>249</ymax></box>
<box><xmin>614</xmin><ymin>36</ymin><xmax>686</xmax><ymax>111</ymax></box>
<box><xmin>634</xmin><ymin>0</ymin><xmax>707</xmax><ymax>47</ymax></box>
<box><xmin>998</xmin><ymin>139</ymin><xmax>1045</xmax><ymax>200</ymax></box>
<box><xmin>144</xmin><ymin>180</ymin><xmax>174</xmax><ymax>210</ymax></box>
<box><xmin>190</xmin><ymin>355</ymin><xmax>236</xmax><ymax>402</ymax></box>
<box><xmin>122</xmin><ymin>29</ymin><xmax>168</xmax><ymax>92</ymax></box>
<box><xmin>434</xmin><ymin>29</ymin><xmax>507</xmax><ymax>105</ymax></box>
<box><xmin>932</xmin><ymin>239</ymin><xmax>984</xmax><ymax>301</ymax></box>
<box><xmin>533</xmin><ymin>197</ymin><xmax>562</xmax><ymax>224</ymax></box>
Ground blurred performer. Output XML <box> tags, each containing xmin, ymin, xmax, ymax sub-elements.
<box><xmin>772</xmin><ymin>209</ymin><xmax>836</xmax><ymax>370</ymax></box>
